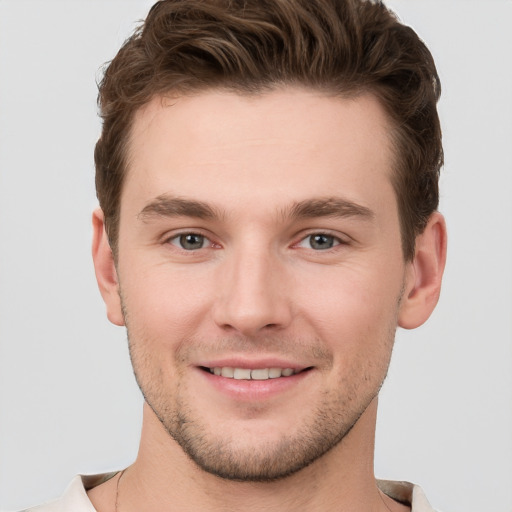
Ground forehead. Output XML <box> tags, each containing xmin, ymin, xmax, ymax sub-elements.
<box><xmin>123</xmin><ymin>88</ymin><xmax>396</xmax><ymax>220</ymax></box>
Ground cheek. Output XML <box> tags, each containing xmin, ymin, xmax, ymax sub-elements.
<box><xmin>119</xmin><ymin>262</ymin><xmax>215</xmax><ymax>345</ymax></box>
<box><xmin>295</xmin><ymin>264</ymin><xmax>403</xmax><ymax>348</ymax></box>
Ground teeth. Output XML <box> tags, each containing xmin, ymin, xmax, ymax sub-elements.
<box><xmin>268</xmin><ymin>368</ymin><xmax>282</xmax><ymax>379</ymax></box>
<box><xmin>233</xmin><ymin>368</ymin><xmax>252</xmax><ymax>380</ymax></box>
<box><xmin>221</xmin><ymin>367</ymin><xmax>234</xmax><ymax>378</ymax></box>
<box><xmin>210</xmin><ymin>367</ymin><xmax>298</xmax><ymax>380</ymax></box>
<box><xmin>251</xmin><ymin>368</ymin><xmax>270</xmax><ymax>380</ymax></box>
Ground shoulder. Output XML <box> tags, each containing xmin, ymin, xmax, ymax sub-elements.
<box><xmin>377</xmin><ymin>479</ymin><xmax>440</xmax><ymax>512</ymax></box>
<box><xmin>17</xmin><ymin>473</ymin><xmax>117</xmax><ymax>512</ymax></box>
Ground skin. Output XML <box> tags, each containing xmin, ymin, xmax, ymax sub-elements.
<box><xmin>91</xmin><ymin>88</ymin><xmax>446</xmax><ymax>512</ymax></box>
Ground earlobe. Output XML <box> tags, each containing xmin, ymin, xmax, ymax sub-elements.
<box><xmin>91</xmin><ymin>208</ymin><xmax>125</xmax><ymax>326</ymax></box>
<box><xmin>398</xmin><ymin>212</ymin><xmax>447</xmax><ymax>330</ymax></box>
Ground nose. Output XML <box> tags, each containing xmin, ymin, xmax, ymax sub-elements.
<box><xmin>212</xmin><ymin>245</ymin><xmax>293</xmax><ymax>336</ymax></box>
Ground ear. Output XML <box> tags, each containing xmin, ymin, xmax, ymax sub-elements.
<box><xmin>91</xmin><ymin>208</ymin><xmax>125</xmax><ymax>326</ymax></box>
<box><xmin>398</xmin><ymin>212</ymin><xmax>447</xmax><ymax>329</ymax></box>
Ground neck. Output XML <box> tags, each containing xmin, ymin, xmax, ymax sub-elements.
<box><xmin>96</xmin><ymin>399</ymin><xmax>404</xmax><ymax>512</ymax></box>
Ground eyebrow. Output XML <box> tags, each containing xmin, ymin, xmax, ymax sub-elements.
<box><xmin>138</xmin><ymin>195</ymin><xmax>224</xmax><ymax>221</ymax></box>
<box><xmin>285</xmin><ymin>197</ymin><xmax>375</xmax><ymax>221</ymax></box>
<box><xmin>138</xmin><ymin>194</ymin><xmax>374</xmax><ymax>223</ymax></box>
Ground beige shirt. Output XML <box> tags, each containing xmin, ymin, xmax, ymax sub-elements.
<box><xmin>21</xmin><ymin>473</ymin><xmax>438</xmax><ymax>511</ymax></box>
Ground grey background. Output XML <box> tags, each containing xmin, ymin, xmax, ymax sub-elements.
<box><xmin>0</xmin><ymin>1</ymin><xmax>511</xmax><ymax>511</ymax></box>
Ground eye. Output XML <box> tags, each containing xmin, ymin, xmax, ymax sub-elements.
<box><xmin>298</xmin><ymin>233</ymin><xmax>341</xmax><ymax>250</ymax></box>
<box><xmin>169</xmin><ymin>233</ymin><xmax>210</xmax><ymax>251</ymax></box>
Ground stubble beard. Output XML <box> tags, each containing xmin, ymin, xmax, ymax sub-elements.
<box><xmin>160</xmin><ymin>386</ymin><xmax>378</xmax><ymax>482</ymax></box>
<box><xmin>121</xmin><ymin>282</ymin><xmax>401</xmax><ymax>483</ymax></box>
<box><xmin>125</xmin><ymin>331</ymin><xmax>395</xmax><ymax>483</ymax></box>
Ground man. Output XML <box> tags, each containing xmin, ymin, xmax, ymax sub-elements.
<box><xmin>25</xmin><ymin>0</ymin><xmax>446</xmax><ymax>510</ymax></box>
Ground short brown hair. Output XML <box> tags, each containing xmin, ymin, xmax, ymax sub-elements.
<box><xmin>95</xmin><ymin>0</ymin><xmax>442</xmax><ymax>261</ymax></box>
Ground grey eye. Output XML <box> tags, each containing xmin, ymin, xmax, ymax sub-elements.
<box><xmin>173</xmin><ymin>233</ymin><xmax>207</xmax><ymax>250</ymax></box>
<box><xmin>306</xmin><ymin>234</ymin><xmax>339</xmax><ymax>250</ymax></box>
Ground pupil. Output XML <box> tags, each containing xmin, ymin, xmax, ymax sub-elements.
<box><xmin>311</xmin><ymin>234</ymin><xmax>333</xmax><ymax>250</ymax></box>
<box><xmin>180</xmin><ymin>234</ymin><xmax>204</xmax><ymax>250</ymax></box>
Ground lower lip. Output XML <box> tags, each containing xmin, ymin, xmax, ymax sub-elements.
<box><xmin>197</xmin><ymin>368</ymin><xmax>312</xmax><ymax>401</ymax></box>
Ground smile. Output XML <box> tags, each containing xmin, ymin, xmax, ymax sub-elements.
<box><xmin>204</xmin><ymin>367</ymin><xmax>305</xmax><ymax>380</ymax></box>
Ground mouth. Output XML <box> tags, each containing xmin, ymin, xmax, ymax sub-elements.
<box><xmin>199</xmin><ymin>366</ymin><xmax>313</xmax><ymax>380</ymax></box>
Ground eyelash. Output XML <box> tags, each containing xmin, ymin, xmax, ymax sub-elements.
<box><xmin>167</xmin><ymin>232</ymin><xmax>217</xmax><ymax>251</ymax></box>
<box><xmin>295</xmin><ymin>233</ymin><xmax>347</xmax><ymax>251</ymax></box>
<box><xmin>165</xmin><ymin>231</ymin><xmax>348</xmax><ymax>252</ymax></box>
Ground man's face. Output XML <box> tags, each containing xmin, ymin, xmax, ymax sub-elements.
<box><xmin>112</xmin><ymin>88</ymin><xmax>410</xmax><ymax>480</ymax></box>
